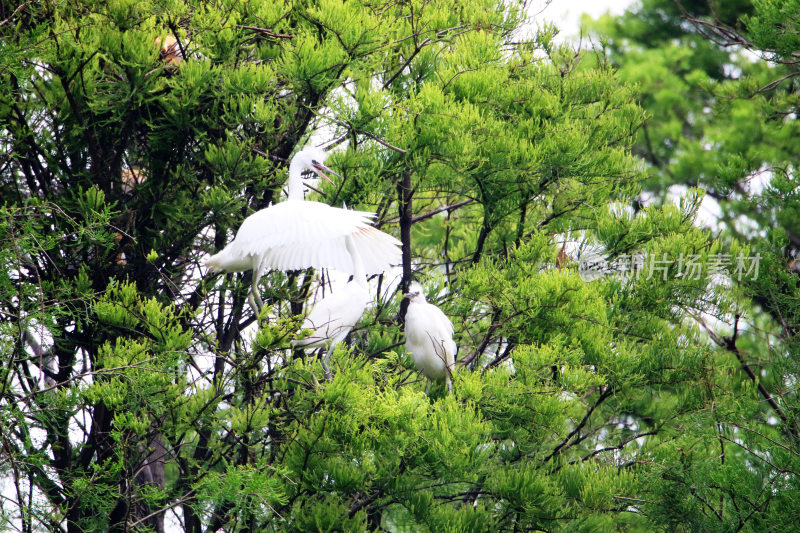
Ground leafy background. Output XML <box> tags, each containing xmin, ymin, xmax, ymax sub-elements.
<box><xmin>1</xmin><ymin>0</ymin><xmax>798</xmax><ymax>531</ymax></box>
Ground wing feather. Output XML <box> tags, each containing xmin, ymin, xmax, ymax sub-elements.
<box><xmin>213</xmin><ymin>199</ymin><xmax>400</xmax><ymax>275</ymax></box>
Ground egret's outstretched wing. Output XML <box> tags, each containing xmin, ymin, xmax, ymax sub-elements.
<box><xmin>208</xmin><ymin>200</ymin><xmax>400</xmax><ymax>275</ymax></box>
<box><xmin>347</xmin><ymin>225</ymin><xmax>402</xmax><ymax>274</ymax></box>
<box><xmin>234</xmin><ymin>201</ymin><xmax>375</xmax><ymax>248</ymax></box>
<box><xmin>259</xmin><ymin>228</ymin><xmax>400</xmax><ymax>274</ymax></box>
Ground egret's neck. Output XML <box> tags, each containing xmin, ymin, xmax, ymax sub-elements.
<box><xmin>287</xmin><ymin>158</ymin><xmax>304</xmax><ymax>201</ymax></box>
<box><xmin>345</xmin><ymin>236</ymin><xmax>368</xmax><ymax>288</ymax></box>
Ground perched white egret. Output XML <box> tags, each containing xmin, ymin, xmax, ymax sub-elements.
<box><xmin>404</xmin><ymin>282</ymin><xmax>457</xmax><ymax>393</ymax></box>
<box><xmin>205</xmin><ymin>146</ymin><xmax>401</xmax><ymax>312</ymax></box>
<box><xmin>292</xmin><ymin>236</ymin><xmax>371</xmax><ymax>379</ymax></box>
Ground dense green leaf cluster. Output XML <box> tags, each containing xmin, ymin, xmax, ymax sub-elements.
<box><xmin>586</xmin><ymin>0</ymin><xmax>800</xmax><ymax>529</ymax></box>
<box><xmin>3</xmin><ymin>0</ymin><xmax>796</xmax><ymax>532</ymax></box>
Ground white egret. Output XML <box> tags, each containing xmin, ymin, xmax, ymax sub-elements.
<box><xmin>292</xmin><ymin>236</ymin><xmax>371</xmax><ymax>379</ymax></box>
<box><xmin>205</xmin><ymin>146</ymin><xmax>401</xmax><ymax>312</ymax></box>
<box><xmin>404</xmin><ymin>282</ymin><xmax>457</xmax><ymax>393</ymax></box>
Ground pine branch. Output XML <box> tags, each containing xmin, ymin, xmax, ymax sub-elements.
<box><xmin>544</xmin><ymin>387</ymin><xmax>614</xmax><ymax>462</ymax></box>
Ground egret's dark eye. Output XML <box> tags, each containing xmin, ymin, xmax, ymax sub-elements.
<box><xmin>311</xmin><ymin>159</ymin><xmax>319</xmax><ymax>165</ymax></box>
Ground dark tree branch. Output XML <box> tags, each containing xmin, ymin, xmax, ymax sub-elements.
<box><xmin>544</xmin><ymin>387</ymin><xmax>614</xmax><ymax>462</ymax></box>
<box><xmin>397</xmin><ymin>171</ymin><xmax>413</xmax><ymax>324</ymax></box>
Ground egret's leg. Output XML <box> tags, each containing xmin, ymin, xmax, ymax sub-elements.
<box><xmin>446</xmin><ymin>364</ymin><xmax>454</xmax><ymax>394</ymax></box>
<box><xmin>321</xmin><ymin>349</ymin><xmax>333</xmax><ymax>381</ymax></box>
<box><xmin>424</xmin><ymin>379</ymin><xmax>430</xmax><ymax>395</ymax></box>
<box><xmin>248</xmin><ymin>285</ymin><xmax>263</xmax><ymax>316</ymax></box>
<box><xmin>247</xmin><ymin>291</ymin><xmax>259</xmax><ymax>316</ymax></box>
<box><xmin>249</xmin><ymin>263</ymin><xmax>265</xmax><ymax>315</ymax></box>
<box><xmin>253</xmin><ymin>286</ymin><xmax>264</xmax><ymax>312</ymax></box>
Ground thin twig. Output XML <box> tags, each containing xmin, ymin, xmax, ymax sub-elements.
<box><xmin>237</xmin><ymin>25</ymin><xmax>294</xmax><ymax>39</ymax></box>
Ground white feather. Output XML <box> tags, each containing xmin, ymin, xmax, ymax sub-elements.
<box><xmin>204</xmin><ymin>147</ymin><xmax>401</xmax><ymax>314</ymax></box>
<box><xmin>207</xmin><ymin>201</ymin><xmax>398</xmax><ymax>273</ymax></box>
<box><xmin>293</xmin><ymin>280</ymin><xmax>370</xmax><ymax>350</ymax></box>
<box><xmin>404</xmin><ymin>287</ymin><xmax>457</xmax><ymax>392</ymax></box>
<box><xmin>292</xmin><ymin>236</ymin><xmax>373</xmax><ymax>378</ymax></box>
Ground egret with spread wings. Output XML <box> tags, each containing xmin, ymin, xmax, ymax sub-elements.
<box><xmin>205</xmin><ymin>146</ymin><xmax>400</xmax><ymax>312</ymax></box>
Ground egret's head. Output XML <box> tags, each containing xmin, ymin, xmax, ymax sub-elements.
<box><xmin>292</xmin><ymin>146</ymin><xmax>341</xmax><ymax>184</ymax></box>
<box><xmin>405</xmin><ymin>281</ymin><xmax>426</xmax><ymax>303</ymax></box>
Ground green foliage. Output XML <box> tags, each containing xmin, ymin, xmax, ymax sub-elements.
<box><xmin>585</xmin><ymin>0</ymin><xmax>800</xmax><ymax>529</ymax></box>
<box><xmin>4</xmin><ymin>0</ymin><xmax>797</xmax><ymax>532</ymax></box>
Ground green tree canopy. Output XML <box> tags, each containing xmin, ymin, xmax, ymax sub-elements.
<box><xmin>2</xmin><ymin>0</ymin><xmax>795</xmax><ymax>532</ymax></box>
<box><xmin>586</xmin><ymin>1</ymin><xmax>800</xmax><ymax>529</ymax></box>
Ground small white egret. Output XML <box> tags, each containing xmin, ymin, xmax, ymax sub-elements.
<box><xmin>292</xmin><ymin>236</ymin><xmax>371</xmax><ymax>379</ymax></box>
<box><xmin>404</xmin><ymin>282</ymin><xmax>457</xmax><ymax>393</ymax></box>
<box><xmin>205</xmin><ymin>146</ymin><xmax>401</xmax><ymax>312</ymax></box>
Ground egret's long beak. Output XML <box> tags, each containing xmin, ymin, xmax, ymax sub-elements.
<box><xmin>311</xmin><ymin>163</ymin><xmax>341</xmax><ymax>184</ymax></box>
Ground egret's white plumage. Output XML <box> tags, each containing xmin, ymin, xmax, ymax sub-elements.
<box><xmin>404</xmin><ymin>282</ymin><xmax>457</xmax><ymax>393</ymax></box>
<box><xmin>205</xmin><ymin>146</ymin><xmax>401</xmax><ymax>311</ymax></box>
<box><xmin>292</xmin><ymin>236</ymin><xmax>371</xmax><ymax>378</ymax></box>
